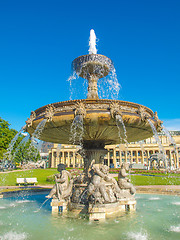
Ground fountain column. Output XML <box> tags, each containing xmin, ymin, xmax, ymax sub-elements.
<box><xmin>119</xmin><ymin>150</ymin><xmax>122</xmax><ymax>165</ymax></box>
<box><xmin>142</xmin><ymin>151</ymin><xmax>144</xmax><ymax>164</ymax></box>
<box><xmin>169</xmin><ymin>151</ymin><xmax>172</xmax><ymax>166</ymax></box>
<box><xmin>73</xmin><ymin>152</ymin><xmax>75</xmax><ymax>168</ymax></box>
<box><xmin>136</xmin><ymin>151</ymin><xmax>138</xmax><ymax>164</ymax></box>
<box><xmin>125</xmin><ymin>151</ymin><xmax>128</xmax><ymax>163</ymax></box>
<box><xmin>62</xmin><ymin>151</ymin><xmax>65</xmax><ymax>164</ymax></box>
<box><xmin>176</xmin><ymin>151</ymin><xmax>179</xmax><ymax>168</ymax></box>
<box><xmin>130</xmin><ymin>151</ymin><xmax>133</xmax><ymax>163</ymax></box>
<box><xmin>112</xmin><ymin>148</ymin><xmax>115</xmax><ymax>167</ymax></box>
<box><xmin>51</xmin><ymin>151</ymin><xmax>55</xmax><ymax>168</ymax></box>
<box><xmin>87</xmin><ymin>75</ymin><xmax>99</xmax><ymax>99</ymax></box>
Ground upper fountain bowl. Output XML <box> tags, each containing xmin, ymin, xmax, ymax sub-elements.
<box><xmin>72</xmin><ymin>54</ymin><xmax>114</xmax><ymax>79</ymax></box>
<box><xmin>25</xmin><ymin>99</ymin><xmax>163</xmax><ymax>145</ymax></box>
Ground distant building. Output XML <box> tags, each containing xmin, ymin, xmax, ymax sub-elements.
<box><xmin>40</xmin><ymin>142</ymin><xmax>54</xmax><ymax>168</ymax></box>
<box><xmin>48</xmin><ymin>131</ymin><xmax>180</xmax><ymax>169</ymax></box>
<box><xmin>40</xmin><ymin>142</ymin><xmax>54</xmax><ymax>153</ymax></box>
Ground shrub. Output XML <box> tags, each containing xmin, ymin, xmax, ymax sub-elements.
<box><xmin>46</xmin><ymin>175</ymin><xmax>55</xmax><ymax>184</ymax></box>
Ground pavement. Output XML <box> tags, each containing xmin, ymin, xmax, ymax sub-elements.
<box><xmin>0</xmin><ymin>184</ymin><xmax>180</xmax><ymax>196</ymax></box>
<box><xmin>136</xmin><ymin>185</ymin><xmax>180</xmax><ymax>195</ymax></box>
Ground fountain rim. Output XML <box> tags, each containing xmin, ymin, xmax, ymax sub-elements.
<box><xmin>72</xmin><ymin>53</ymin><xmax>114</xmax><ymax>66</ymax></box>
<box><xmin>32</xmin><ymin>99</ymin><xmax>155</xmax><ymax>117</ymax></box>
<box><xmin>26</xmin><ymin>98</ymin><xmax>161</xmax><ymax>145</ymax></box>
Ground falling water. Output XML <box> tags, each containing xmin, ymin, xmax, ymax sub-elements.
<box><xmin>3</xmin><ymin>125</ymin><xmax>26</xmax><ymax>161</ymax></box>
<box><xmin>147</xmin><ymin>119</ymin><xmax>167</xmax><ymax>167</ymax></box>
<box><xmin>56</xmin><ymin>144</ymin><xmax>62</xmax><ymax>162</ymax></box>
<box><xmin>78</xmin><ymin>189</ymin><xmax>88</xmax><ymax>204</ymax></box>
<box><xmin>163</xmin><ymin>126</ymin><xmax>176</xmax><ymax>146</ymax></box>
<box><xmin>139</xmin><ymin>141</ymin><xmax>145</xmax><ymax>153</ymax></box>
<box><xmin>11</xmin><ymin>135</ymin><xmax>30</xmax><ymax>161</ymax></box>
<box><xmin>115</xmin><ymin>115</ymin><xmax>128</xmax><ymax>146</ymax></box>
<box><xmin>57</xmin><ymin>144</ymin><xmax>61</xmax><ymax>152</ymax></box>
<box><xmin>98</xmin><ymin>68</ymin><xmax>121</xmax><ymax>100</ymax></box>
<box><xmin>36</xmin><ymin>140</ymin><xmax>44</xmax><ymax>152</ymax></box>
<box><xmin>34</xmin><ymin>198</ymin><xmax>51</xmax><ymax>213</ymax></box>
<box><xmin>28</xmin><ymin>119</ymin><xmax>47</xmax><ymax>159</ymax></box>
<box><xmin>32</xmin><ymin>119</ymin><xmax>47</xmax><ymax>140</ymax></box>
<box><xmin>30</xmin><ymin>119</ymin><xmax>47</xmax><ymax>148</ymax></box>
<box><xmin>67</xmin><ymin>71</ymin><xmax>80</xmax><ymax>100</ymax></box>
<box><xmin>162</xmin><ymin>125</ymin><xmax>178</xmax><ymax>169</ymax></box>
<box><xmin>70</xmin><ymin>115</ymin><xmax>84</xmax><ymax>147</ymax></box>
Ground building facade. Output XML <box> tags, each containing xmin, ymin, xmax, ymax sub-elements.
<box><xmin>48</xmin><ymin>131</ymin><xmax>180</xmax><ymax>169</ymax></box>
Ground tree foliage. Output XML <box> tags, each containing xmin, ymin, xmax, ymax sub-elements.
<box><xmin>0</xmin><ymin>117</ymin><xmax>18</xmax><ymax>159</ymax></box>
<box><xmin>0</xmin><ymin>117</ymin><xmax>40</xmax><ymax>164</ymax></box>
<box><xmin>13</xmin><ymin>139</ymin><xmax>40</xmax><ymax>165</ymax></box>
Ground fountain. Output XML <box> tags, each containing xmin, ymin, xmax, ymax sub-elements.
<box><xmin>25</xmin><ymin>30</ymin><xmax>163</xmax><ymax>220</ymax></box>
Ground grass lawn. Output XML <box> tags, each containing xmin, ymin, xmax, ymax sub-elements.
<box><xmin>130</xmin><ymin>175</ymin><xmax>180</xmax><ymax>185</ymax></box>
<box><xmin>0</xmin><ymin>169</ymin><xmax>180</xmax><ymax>186</ymax></box>
<box><xmin>0</xmin><ymin>169</ymin><xmax>58</xmax><ymax>186</ymax></box>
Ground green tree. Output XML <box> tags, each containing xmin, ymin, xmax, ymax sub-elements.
<box><xmin>13</xmin><ymin>139</ymin><xmax>40</xmax><ymax>165</ymax></box>
<box><xmin>0</xmin><ymin>117</ymin><xmax>40</xmax><ymax>164</ymax></box>
<box><xmin>0</xmin><ymin>117</ymin><xmax>18</xmax><ymax>159</ymax></box>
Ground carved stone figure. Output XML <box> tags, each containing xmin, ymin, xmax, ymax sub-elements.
<box><xmin>45</xmin><ymin>104</ymin><xmax>56</xmax><ymax>122</ymax></box>
<box><xmin>154</xmin><ymin>111</ymin><xmax>163</xmax><ymax>131</ymax></box>
<box><xmin>118</xmin><ymin>163</ymin><xmax>136</xmax><ymax>195</ymax></box>
<box><xmin>110</xmin><ymin>102</ymin><xmax>123</xmax><ymax>118</ymax></box>
<box><xmin>74</xmin><ymin>101</ymin><xmax>86</xmax><ymax>118</ymax></box>
<box><xmin>137</xmin><ymin>106</ymin><xmax>148</xmax><ymax>122</ymax></box>
<box><xmin>71</xmin><ymin>188</ymin><xmax>82</xmax><ymax>203</ymax></box>
<box><xmin>46</xmin><ymin>164</ymin><xmax>73</xmax><ymax>201</ymax></box>
<box><xmin>88</xmin><ymin>163</ymin><xmax>119</xmax><ymax>203</ymax></box>
<box><xmin>26</xmin><ymin>111</ymin><xmax>36</xmax><ymax>128</ymax></box>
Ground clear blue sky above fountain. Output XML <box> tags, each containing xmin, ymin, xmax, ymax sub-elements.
<box><xmin>0</xmin><ymin>0</ymin><xmax>180</xmax><ymax>131</ymax></box>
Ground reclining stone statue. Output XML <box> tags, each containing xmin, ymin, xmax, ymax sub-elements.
<box><xmin>88</xmin><ymin>161</ymin><xmax>121</xmax><ymax>203</ymax></box>
<box><xmin>118</xmin><ymin>163</ymin><xmax>136</xmax><ymax>195</ymax></box>
<box><xmin>46</xmin><ymin>164</ymin><xmax>73</xmax><ymax>201</ymax></box>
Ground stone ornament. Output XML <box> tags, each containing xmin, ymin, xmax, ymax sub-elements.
<box><xmin>25</xmin><ymin>111</ymin><xmax>36</xmax><ymax>128</ymax></box>
<box><xmin>74</xmin><ymin>101</ymin><xmax>86</xmax><ymax>118</ymax></box>
<box><xmin>45</xmin><ymin>104</ymin><xmax>56</xmax><ymax>122</ymax></box>
<box><xmin>154</xmin><ymin>111</ymin><xmax>163</xmax><ymax>131</ymax></box>
<box><xmin>46</xmin><ymin>164</ymin><xmax>73</xmax><ymax>201</ymax></box>
<box><xmin>137</xmin><ymin>106</ymin><xmax>148</xmax><ymax>122</ymax></box>
<box><xmin>109</xmin><ymin>102</ymin><xmax>123</xmax><ymax>118</ymax></box>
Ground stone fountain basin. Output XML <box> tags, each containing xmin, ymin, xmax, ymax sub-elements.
<box><xmin>26</xmin><ymin>99</ymin><xmax>158</xmax><ymax>145</ymax></box>
<box><xmin>72</xmin><ymin>54</ymin><xmax>113</xmax><ymax>79</ymax></box>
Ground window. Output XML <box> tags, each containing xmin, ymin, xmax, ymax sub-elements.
<box><xmin>121</xmin><ymin>151</ymin><xmax>125</xmax><ymax>157</ymax></box>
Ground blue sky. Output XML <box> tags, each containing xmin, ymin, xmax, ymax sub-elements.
<box><xmin>0</xmin><ymin>0</ymin><xmax>180</xmax><ymax>131</ymax></box>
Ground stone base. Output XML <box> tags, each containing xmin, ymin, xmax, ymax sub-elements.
<box><xmin>88</xmin><ymin>199</ymin><xmax>136</xmax><ymax>221</ymax></box>
<box><xmin>65</xmin><ymin>199</ymin><xmax>136</xmax><ymax>221</ymax></box>
<box><xmin>51</xmin><ymin>199</ymin><xmax>68</xmax><ymax>214</ymax></box>
<box><xmin>68</xmin><ymin>202</ymin><xmax>88</xmax><ymax>216</ymax></box>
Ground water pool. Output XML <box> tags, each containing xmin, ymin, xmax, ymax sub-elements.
<box><xmin>0</xmin><ymin>192</ymin><xmax>179</xmax><ymax>240</ymax></box>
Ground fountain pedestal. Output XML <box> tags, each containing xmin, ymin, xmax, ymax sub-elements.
<box><xmin>89</xmin><ymin>200</ymin><xmax>136</xmax><ymax>221</ymax></box>
<box><xmin>51</xmin><ymin>199</ymin><xmax>68</xmax><ymax>214</ymax></box>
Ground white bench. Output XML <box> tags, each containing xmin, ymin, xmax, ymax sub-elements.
<box><xmin>16</xmin><ymin>178</ymin><xmax>38</xmax><ymax>186</ymax></box>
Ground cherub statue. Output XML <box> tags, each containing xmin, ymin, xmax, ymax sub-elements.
<box><xmin>88</xmin><ymin>161</ymin><xmax>120</xmax><ymax>203</ymax></box>
<box><xmin>118</xmin><ymin>163</ymin><xmax>136</xmax><ymax>195</ymax></box>
<box><xmin>46</xmin><ymin>164</ymin><xmax>73</xmax><ymax>201</ymax></box>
